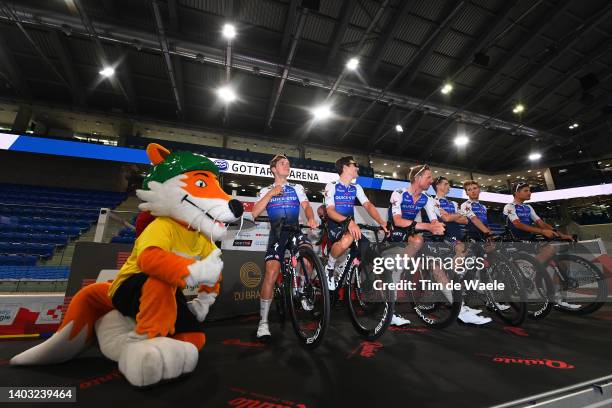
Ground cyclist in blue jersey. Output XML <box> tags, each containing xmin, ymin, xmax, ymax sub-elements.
<box><xmin>324</xmin><ymin>156</ymin><xmax>388</xmax><ymax>290</ymax></box>
<box><xmin>504</xmin><ymin>182</ymin><xmax>577</xmax><ymax>310</ymax></box>
<box><xmin>432</xmin><ymin>176</ymin><xmax>491</xmax><ymax>324</ymax></box>
<box><xmin>251</xmin><ymin>155</ymin><xmax>318</xmax><ymax>340</ymax></box>
<box><xmin>503</xmin><ymin>182</ymin><xmax>573</xmax><ymax>243</ymax></box>
<box><xmin>459</xmin><ymin>180</ymin><xmax>492</xmax><ymax>239</ymax></box>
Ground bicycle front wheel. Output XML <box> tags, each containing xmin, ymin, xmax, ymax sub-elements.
<box><xmin>552</xmin><ymin>254</ymin><xmax>608</xmax><ymax>315</ymax></box>
<box><xmin>346</xmin><ymin>260</ymin><xmax>395</xmax><ymax>340</ymax></box>
<box><xmin>285</xmin><ymin>246</ymin><xmax>330</xmax><ymax>349</ymax></box>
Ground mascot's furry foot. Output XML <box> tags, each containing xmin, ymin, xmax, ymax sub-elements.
<box><xmin>96</xmin><ymin>310</ymin><xmax>198</xmax><ymax>387</ymax></box>
<box><xmin>118</xmin><ymin>337</ymin><xmax>199</xmax><ymax>387</ymax></box>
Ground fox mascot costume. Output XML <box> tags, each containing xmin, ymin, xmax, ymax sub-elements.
<box><xmin>11</xmin><ymin>143</ymin><xmax>244</xmax><ymax>387</ymax></box>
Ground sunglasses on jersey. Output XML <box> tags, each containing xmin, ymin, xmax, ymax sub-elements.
<box><xmin>414</xmin><ymin>164</ymin><xmax>430</xmax><ymax>178</ymax></box>
<box><xmin>515</xmin><ymin>182</ymin><xmax>530</xmax><ymax>193</ymax></box>
<box><xmin>433</xmin><ymin>176</ymin><xmax>447</xmax><ymax>185</ymax></box>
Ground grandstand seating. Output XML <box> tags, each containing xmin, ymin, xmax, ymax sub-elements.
<box><xmin>0</xmin><ymin>184</ymin><xmax>127</xmax><ymax>265</ymax></box>
<box><xmin>0</xmin><ymin>266</ymin><xmax>69</xmax><ymax>292</ymax></box>
<box><xmin>124</xmin><ymin>136</ymin><xmax>376</xmax><ymax>177</ymax></box>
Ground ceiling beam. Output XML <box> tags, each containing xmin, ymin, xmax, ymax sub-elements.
<box><xmin>48</xmin><ymin>31</ymin><xmax>86</xmax><ymax>105</ymax></box>
<box><xmin>500</xmin><ymin>3</ymin><xmax>612</xmax><ymax>109</ymax></box>
<box><xmin>0</xmin><ymin>27</ymin><xmax>31</xmax><ymax>98</ymax></box>
<box><xmin>341</xmin><ymin>0</ymin><xmax>466</xmax><ymax>142</ymax></box>
<box><xmin>523</xmin><ymin>38</ymin><xmax>612</xmax><ymax>116</ymax></box>
<box><xmin>415</xmin><ymin>0</ymin><xmax>574</xmax><ymax>160</ymax></box>
<box><xmin>265</xmin><ymin>6</ymin><xmax>307</xmax><ymax>129</ymax></box>
<box><xmin>325</xmin><ymin>0</ymin><xmax>357</xmax><ymax>69</ymax></box>
<box><xmin>369</xmin><ymin>1</ymin><xmax>412</xmax><ymax>75</ymax></box>
<box><xmin>280</xmin><ymin>0</ymin><xmax>300</xmax><ymax>56</ymax></box>
<box><xmin>151</xmin><ymin>0</ymin><xmax>182</xmax><ymax>117</ymax></box>
<box><xmin>396</xmin><ymin>0</ymin><xmax>467</xmax><ymax>90</ymax></box>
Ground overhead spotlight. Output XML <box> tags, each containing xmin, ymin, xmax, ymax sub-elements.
<box><xmin>454</xmin><ymin>135</ymin><xmax>469</xmax><ymax>147</ymax></box>
<box><xmin>222</xmin><ymin>23</ymin><xmax>236</xmax><ymax>40</ymax></box>
<box><xmin>396</xmin><ymin>164</ymin><xmax>400</xmax><ymax>168</ymax></box>
<box><xmin>311</xmin><ymin>104</ymin><xmax>332</xmax><ymax>121</ymax></box>
<box><xmin>99</xmin><ymin>67</ymin><xmax>115</xmax><ymax>77</ymax></box>
<box><xmin>395</xmin><ymin>124</ymin><xmax>404</xmax><ymax>133</ymax></box>
<box><xmin>217</xmin><ymin>85</ymin><xmax>237</xmax><ymax>103</ymax></box>
<box><xmin>346</xmin><ymin>57</ymin><xmax>359</xmax><ymax>71</ymax></box>
<box><xmin>369</xmin><ymin>160</ymin><xmax>374</xmax><ymax>164</ymax></box>
<box><xmin>512</xmin><ymin>103</ymin><xmax>525</xmax><ymax>114</ymax></box>
<box><xmin>528</xmin><ymin>152</ymin><xmax>542</xmax><ymax>161</ymax></box>
<box><xmin>441</xmin><ymin>83</ymin><xmax>453</xmax><ymax>95</ymax></box>
<box><xmin>568</xmin><ymin>122</ymin><xmax>579</xmax><ymax>129</ymax></box>
<box><xmin>383</xmin><ymin>163</ymin><xmax>388</xmax><ymax>166</ymax></box>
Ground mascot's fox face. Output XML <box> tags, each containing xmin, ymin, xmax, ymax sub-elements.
<box><xmin>136</xmin><ymin>144</ymin><xmax>243</xmax><ymax>241</ymax></box>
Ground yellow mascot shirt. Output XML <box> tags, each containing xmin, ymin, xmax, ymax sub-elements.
<box><xmin>108</xmin><ymin>216</ymin><xmax>217</xmax><ymax>298</ymax></box>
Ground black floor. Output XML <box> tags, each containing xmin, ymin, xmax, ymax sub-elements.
<box><xmin>1</xmin><ymin>304</ymin><xmax>612</xmax><ymax>408</ymax></box>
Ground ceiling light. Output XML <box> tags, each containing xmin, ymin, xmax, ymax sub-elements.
<box><xmin>396</xmin><ymin>164</ymin><xmax>400</xmax><ymax>168</ymax></box>
<box><xmin>369</xmin><ymin>160</ymin><xmax>374</xmax><ymax>164</ymax></box>
<box><xmin>383</xmin><ymin>163</ymin><xmax>388</xmax><ymax>166</ymax></box>
<box><xmin>512</xmin><ymin>103</ymin><xmax>525</xmax><ymax>114</ymax></box>
<box><xmin>528</xmin><ymin>152</ymin><xmax>542</xmax><ymax>161</ymax></box>
<box><xmin>99</xmin><ymin>67</ymin><xmax>115</xmax><ymax>77</ymax></box>
<box><xmin>311</xmin><ymin>104</ymin><xmax>332</xmax><ymax>121</ymax></box>
<box><xmin>222</xmin><ymin>23</ymin><xmax>236</xmax><ymax>40</ymax></box>
<box><xmin>507</xmin><ymin>174</ymin><xmax>511</xmax><ymax>177</ymax></box>
<box><xmin>346</xmin><ymin>57</ymin><xmax>359</xmax><ymax>71</ymax></box>
<box><xmin>454</xmin><ymin>135</ymin><xmax>469</xmax><ymax>147</ymax></box>
<box><xmin>395</xmin><ymin>124</ymin><xmax>404</xmax><ymax>133</ymax></box>
<box><xmin>217</xmin><ymin>85</ymin><xmax>237</xmax><ymax>103</ymax></box>
<box><xmin>441</xmin><ymin>83</ymin><xmax>453</xmax><ymax>95</ymax></box>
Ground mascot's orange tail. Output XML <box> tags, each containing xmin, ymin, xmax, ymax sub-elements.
<box><xmin>11</xmin><ymin>282</ymin><xmax>114</xmax><ymax>365</ymax></box>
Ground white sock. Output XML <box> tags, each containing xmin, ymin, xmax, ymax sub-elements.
<box><xmin>260</xmin><ymin>299</ymin><xmax>272</xmax><ymax>324</ymax></box>
<box><xmin>326</xmin><ymin>256</ymin><xmax>337</xmax><ymax>270</ymax></box>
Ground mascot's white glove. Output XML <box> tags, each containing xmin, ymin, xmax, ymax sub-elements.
<box><xmin>187</xmin><ymin>292</ymin><xmax>217</xmax><ymax>322</ymax></box>
<box><xmin>185</xmin><ymin>249</ymin><xmax>223</xmax><ymax>287</ymax></box>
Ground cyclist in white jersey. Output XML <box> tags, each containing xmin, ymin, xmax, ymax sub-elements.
<box><xmin>504</xmin><ymin>182</ymin><xmax>578</xmax><ymax>310</ymax></box>
<box><xmin>459</xmin><ymin>180</ymin><xmax>492</xmax><ymax>239</ymax></box>
<box><xmin>432</xmin><ymin>176</ymin><xmax>490</xmax><ymax>324</ymax></box>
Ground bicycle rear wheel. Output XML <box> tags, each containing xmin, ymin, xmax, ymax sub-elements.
<box><xmin>285</xmin><ymin>246</ymin><xmax>330</xmax><ymax>349</ymax></box>
<box><xmin>346</xmin><ymin>259</ymin><xmax>395</xmax><ymax>340</ymax></box>
<box><xmin>411</xmin><ymin>268</ymin><xmax>462</xmax><ymax>329</ymax></box>
<box><xmin>484</xmin><ymin>255</ymin><xmax>527</xmax><ymax>326</ymax></box>
<box><xmin>513</xmin><ymin>252</ymin><xmax>554</xmax><ymax>320</ymax></box>
<box><xmin>552</xmin><ymin>254</ymin><xmax>608</xmax><ymax>315</ymax></box>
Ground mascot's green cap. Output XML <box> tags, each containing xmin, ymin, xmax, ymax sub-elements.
<box><xmin>142</xmin><ymin>144</ymin><xmax>220</xmax><ymax>190</ymax></box>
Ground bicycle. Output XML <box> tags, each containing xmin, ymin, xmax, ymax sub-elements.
<box><xmin>270</xmin><ymin>219</ymin><xmax>330</xmax><ymax>349</ymax></box>
<box><xmin>504</xmin><ymin>233</ymin><xmax>607</xmax><ymax>318</ymax></box>
<box><xmin>462</xmin><ymin>235</ymin><xmax>527</xmax><ymax>326</ymax></box>
<box><xmin>384</xmin><ymin>226</ymin><xmax>462</xmax><ymax>329</ymax></box>
<box><xmin>323</xmin><ymin>219</ymin><xmax>395</xmax><ymax>340</ymax></box>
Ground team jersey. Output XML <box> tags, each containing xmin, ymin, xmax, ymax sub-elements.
<box><xmin>460</xmin><ymin>199</ymin><xmax>488</xmax><ymax>237</ymax></box>
<box><xmin>324</xmin><ymin>181</ymin><xmax>369</xmax><ymax>218</ymax></box>
<box><xmin>503</xmin><ymin>201</ymin><xmax>541</xmax><ymax>239</ymax></box>
<box><xmin>258</xmin><ymin>183</ymin><xmax>307</xmax><ymax>225</ymax></box>
<box><xmin>389</xmin><ymin>188</ymin><xmax>437</xmax><ymax>225</ymax></box>
<box><xmin>432</xmin><ymin>195</ymin><xmax>464</xmax><ymax>241</ymax></box>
